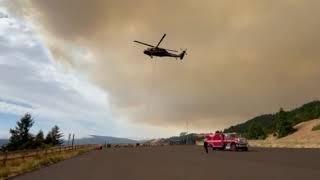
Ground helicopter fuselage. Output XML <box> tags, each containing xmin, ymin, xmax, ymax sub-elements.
<box><xmin>143</xmin><ymin>48</ymin><xmax>173</xmax><ymax>57</ymax></box>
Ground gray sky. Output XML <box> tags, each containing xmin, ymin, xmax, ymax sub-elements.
<box><xmin>1</xmin><ymin>0</ymin><xmax>320</xmax><ymax>137</ymax></box>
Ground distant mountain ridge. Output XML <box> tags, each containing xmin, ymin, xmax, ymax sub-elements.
<box><xmin>73</xmin><ymin>135</ymin><xmax>139</xmax><ymax>145</ymax></box>
<box><xmin>224</xmin><ymin>100</ymin><xmax>320</xmax><ymax>139</ymax></box>
<box><xmin>0</xmin><ymin>139</ymin><xmax>8</xmax><ymax>146</ymax></box>
<box><xmin>1</xmin><ymin>135</ymin><xmax>138</xmax><ymax>148</ymax></box>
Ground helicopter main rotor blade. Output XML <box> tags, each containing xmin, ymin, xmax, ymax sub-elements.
<box><xmin>134</xmin><ymin>41</ymin><xmax>155</xmax><ymax>47</ymax></box>
<box><xmin>156</xmin><ymin>33</ymin><xmax>166</xmax><ymax>48</ymax></box>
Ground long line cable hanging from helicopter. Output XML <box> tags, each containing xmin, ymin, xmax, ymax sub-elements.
<box><xmin>146</xmin><ymin>59</ymin><xmax>157</xmax><ymax>121</ymax></box>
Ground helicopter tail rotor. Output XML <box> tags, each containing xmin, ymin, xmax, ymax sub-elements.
<box><xmin>179</xmin><ymin>49</ymin><xmax>187</xmax><ymax>60</ymax></box>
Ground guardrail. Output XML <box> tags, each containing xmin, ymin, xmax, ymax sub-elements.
<box><xmin>0</xmin><ymin>144</ymin><xmax>97</xmax><ymax>166</ymax></box>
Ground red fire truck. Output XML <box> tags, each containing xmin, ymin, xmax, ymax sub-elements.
<box><xmin>204</xmin><ymin>132</ymin><xmax>248</xmax><ymax>151</ymax></box>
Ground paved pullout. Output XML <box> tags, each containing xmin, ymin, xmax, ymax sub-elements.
<box><xmin>13</xmin><ymin>146</ymin><xmax>320</xmax><ymax>180</ymax></box>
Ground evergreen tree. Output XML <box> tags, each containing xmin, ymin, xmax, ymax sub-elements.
<box><xmin>45</xmin><ymin>125</ymin><xmax>63</xmax><ymax>146</ymax></box>
<box><xmin>6</xmin><ymin>113</ymin><xmax>34</xmax><ymax>150</ymax></box>
<box><xmin>246</xmin><ymin>122</ymin><xmax>266</xmax><ymax>139</ymax></box>
<box><xmin>33</xmin><ymin>130</ymin><xmax>45</xmax><ymax>148</ymax></box>
<box><xmin>35</xmin><ymin>130</ymin><xmax>44</xmax><ymax>142</ymax></box>
<box><xmin>275</xmin><ymin>108</ymin><xmax>294</xmax><ymax>138</ymax></box>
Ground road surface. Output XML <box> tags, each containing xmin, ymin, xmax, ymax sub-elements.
<box><xmin>13</xmin><ymin>146</ymin><xmax>320</xmax><ymax>180</ymax></box>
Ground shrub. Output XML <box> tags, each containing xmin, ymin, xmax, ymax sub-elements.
<box><xmin>312</xmin><ymin>124</ymin><xmax>320</xmax><ymax>131</ymax></box>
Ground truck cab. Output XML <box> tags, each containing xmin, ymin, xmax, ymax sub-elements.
<box><xmin>204</xmin><ymin>132</ymin><xmax>248</xmax><ymax>151</ymax></box>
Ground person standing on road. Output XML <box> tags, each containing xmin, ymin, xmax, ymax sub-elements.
<box><xmin>204</xmin><ymin>141</ymin><xmax>208</xmax><ymax>153</ymax></box>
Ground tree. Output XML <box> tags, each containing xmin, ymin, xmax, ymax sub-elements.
<box><xmin>6</xmin><ymin>113</ymin><xmax>34</xmax><ymax>150</ymax></box>
<box><xmin>33</xmin><ymin>130</ymin><xmax>45</xmax><ymax>148</ymax></box>
<box><xmin>246</xmin><ymin>122</ymin><xmax>267</xmax><ymax>139</ymax></box>
<box><xmin>35</xmin><ymin>130</ymin><xmax>44</xmax><ymax>142</ymax></box>
<box><xmin>275</xmin><ymin>108</ymin><xmax>294</xmax><ymax>138</ymax></box>
<box><xmin>45</xmin><ymin>125</ymin><xmax>63</xmax><ymax>146</ymax></box>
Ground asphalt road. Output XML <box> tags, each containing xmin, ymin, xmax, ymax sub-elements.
<box><xmin>13</xmin><ymin>146</ymin><xmax>320</xmax><ymax>180</ymax></box>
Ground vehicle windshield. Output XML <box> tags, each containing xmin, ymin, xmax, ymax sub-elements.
<box><xmin>225</xmin><ymin>133</ymin><xmax>241</xmax><ymax>138</ymax></box>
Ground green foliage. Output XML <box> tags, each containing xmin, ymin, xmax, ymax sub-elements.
<box><xmin>5</xmin><ymin>113</ymin><xmax>34</xmax><ymax>150</ymax></box>
<box><xmin>35</xmin><ymin>130</ymin><xmax>45</xmax><ymax>143</ymax></box>
<box><xmin>45</xmin><ymin>125</ymin><xmax>63</xmax><ymax>146</ymax></box>
<box><xmin>286</xmin><ymin>101</ymin><xmax>320</xmax><ymax>124</ymax></box>
<box><xmin>274</xmin><ymin>108</ymin><xmax>295</xmax><ymax>138</ymax></box>
<box><xmin>312</xmin><ymin>124</ymin><xmax>320</xmax><ymax>131</ymax></box>
<box><xmin>4</xmin><ymin>114</ymin><xmax>64</xmax><ymax>151</ymax></box>
<box><xmin>224</xmin><ymin>100</ymin><xmax>320</xmax><ymax>139</ymax></box>
<box><xmin>33</xmin><ymin>130</ymin><xmax>45</xmax><ymax>148</ymax></box>
<box><xmin>245</xmin><ymin>123</ymin><xmax>267</xmax><ymax>139</ymax></box>
<box><xmin>225</xmin><ymin>114</ymin><xmax>276</xmax><ymax>134</ymax></box>
<box><xmin>224</xmin><ymin>114</ymin><xmax>275</xmax><ymax>139</ymax></box>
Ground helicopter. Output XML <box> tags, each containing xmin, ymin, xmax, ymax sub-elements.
<box><xmin>134</xmin><ymin>34</ymin><xmax>186</xmax><ymax>60</ymax></box>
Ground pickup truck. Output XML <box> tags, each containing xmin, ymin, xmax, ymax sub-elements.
<box><xmin>204</xmin><ymin>132</ymin><xmax>248</xmax><ymax>151</ymax></box>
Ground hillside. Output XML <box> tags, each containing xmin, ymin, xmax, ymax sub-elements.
<box><xmin>144</xmin><ymin>133</ymin><xmax>204</xmax><ymax>145</ymax></box>
<box><xmin>224</xmin><ymin>101</ymin><xmax>320</xmax><ymax>139</ymax></box>
<box><xmin>224</xmin><ymin>114</ymin><xmax>275</xmax><ymax>134</ymax></box>
<box><xmin>249</xmin><ymin>119</ymin><xmax>320</xmax><ymax>148</ymax></box>
<box><xmin>74</xmin><ymin>135</ymin><xmax>138</xmax><ymax>145</ymax></box>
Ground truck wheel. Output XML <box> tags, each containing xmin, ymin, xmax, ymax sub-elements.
<box><xmin>231</xmin><ymin>143</ymin><xmax>237</xmax><ymax>151</ymax></box>
<box><xmin>223</xmin><ymin>145</ymin><xmax>227</xmax><ymax>150</ymax></box>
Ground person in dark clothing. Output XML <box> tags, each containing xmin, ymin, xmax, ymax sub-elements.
<box><xmin>204</xmin><ymin>141</ymin><xmax>208</xmax><ymax>153</ymax></box>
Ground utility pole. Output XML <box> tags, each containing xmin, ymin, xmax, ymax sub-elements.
<box><xmin>67</xmin><ymin>133</ymin><xmax>71</xmax><ymax>146</ymax></box>
<box><xmin>187</xmin><ymin>120</ymin><xmax>189</xmax><ymax>134</ymax></box>
<box><xmin>186</xmin><ymin>120</ymin><xmax>189</xmax><ymax>145</ymax></box>
<box><xmin>71</xmin><ymin>134</ymin><xmax>75</xmax><ymax>148</ymax></box>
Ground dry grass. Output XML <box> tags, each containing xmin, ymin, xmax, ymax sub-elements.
<box><xmin>312</xmin><ymin>123</ymin><xmax>320</xmax><ymax>131</ymax></box>
<box><xmin>249</xmin><ymin>119</ymin><xmax>320</xmax><ymax>148</ymax></box>
<box><xmin>249</xmin><ymin>140</ymin><xmax>320</xmax><ymax>148</ymax></box>
<box><xmin>0</xmin><ymin>148</ymin><xmax>92</xmax><ymax>180</ymax></box>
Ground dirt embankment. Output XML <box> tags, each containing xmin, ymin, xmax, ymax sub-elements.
<box><xmin>249</xmin><ymin>119</ymin><xmax>320</xmax><ymax>148</ymax></box>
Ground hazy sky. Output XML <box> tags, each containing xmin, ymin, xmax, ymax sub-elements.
<box><xmin>1</xmin><ymin>0</ymin><xmax>320</xmax><ymax>138</ymax></box>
